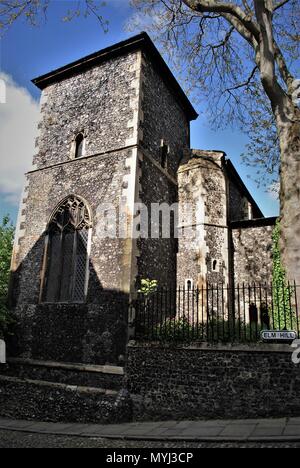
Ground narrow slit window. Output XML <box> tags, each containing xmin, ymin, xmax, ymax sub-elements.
<box><xmin>75</xmin><ymin>133</ymin><xmax>84</xmax><ymax>159</ymax></box>
<box><xmin>160</xmin><ymin>142</ymin><xmax>169</xmax><ymax>169</ymax></box>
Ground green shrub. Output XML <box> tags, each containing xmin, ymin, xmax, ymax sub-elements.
<box><xmin>138</xmin><ymin>279</ymin><xmax>158</xmax><ymax>297</ymax></box>
<box><xmin>154</xmin><ymin>316</ymin><xmax>194</xmax><ymax>342</ymax></box>
<box><xmin>149</xmin><ymin>316</ymin><xmax>262</xmax><ymax>343</ymax></box>
<box><xmin>0</xmin><ymin>216</ymin><xmax>15</xmax><ymax>338</ymax></box>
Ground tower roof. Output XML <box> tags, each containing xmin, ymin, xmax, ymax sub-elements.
<box><xmin>32</xmin><ymin>32</ymin><xmax>198</xmax><ymax>121</ymax></box>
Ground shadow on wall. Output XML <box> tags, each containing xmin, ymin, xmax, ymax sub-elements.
<box><xmin>7</xmin><ymin>233</ymin><xmax>129</xmax><ymax>367</ymax></box>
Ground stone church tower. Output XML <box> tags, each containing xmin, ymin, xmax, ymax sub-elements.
<box><xmin>10</xmin><ymin>33</ymin><xmax>276</xmax><ymax>366</ymax></box>
<box><xmin>9</xmin><ymin>33</ymin><xmax>197</xmax><ymax>365</ymax></box>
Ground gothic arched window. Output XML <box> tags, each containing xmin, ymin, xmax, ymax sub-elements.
<box><xmin>75</xmin><ymin>133</ymin><xmax>84</xmax><ymax>158</ymax></box>
<box><xmin>42</xmin><ymin>196</ymin><xmax>92</xmax><ymax>303</ymax></box>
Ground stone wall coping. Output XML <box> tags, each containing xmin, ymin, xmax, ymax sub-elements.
<box><xmin>7</xmin><ymin>358</ymin><xmax>124</xmax><ymax>376</ymax></box>
<box><xmin>128</xmin><ymin>340</ymin><xmax>293</xmax><ymax>354</ymax></box>
<box><xmin>0</xmin><ymin>374</ymin><xmax>119</xmax><ymax>396</ymax></box>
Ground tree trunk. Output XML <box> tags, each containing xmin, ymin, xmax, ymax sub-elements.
<box><xmin>253</xmin><ymin>0</ymin><xmax>300</xmax><ymax>285</ymax></box>
<box><xmin>276</xmin><ymin>101</ymin><xmax>300</xmax><ymax>285</ymax></box>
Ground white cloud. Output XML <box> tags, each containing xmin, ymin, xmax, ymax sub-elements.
<box><xmin>0</xmin><ymin>73</ymin><xmax>39</xmax><ymax>206</ymax></box>
<box><xmin>267</xmin><ymin>181</ymin><xmax>280</xmax><ymax>200</ymax></box>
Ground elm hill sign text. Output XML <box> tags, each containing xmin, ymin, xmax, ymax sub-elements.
<box><xmin>261</xmin><ymin>331</ymin><xmax>297</xmax><ymax>342</ymax></box>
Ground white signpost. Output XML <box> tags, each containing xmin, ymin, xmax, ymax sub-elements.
<box><xmin>261</xmin><ymin>330</ymin><xmax>297</xmax><ymax>342</ymax></box>
<box><xmin>0</xmin><ymin>340</ymin><xmax>6</xmax><ymax>364</ymax></box>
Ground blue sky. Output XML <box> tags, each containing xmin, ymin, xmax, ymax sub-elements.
<box><xmin>0</xmin><ymin>0</ymin><xmax>279</xmax><ymax>223</ymax></box>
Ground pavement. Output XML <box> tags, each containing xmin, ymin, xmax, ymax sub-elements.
<box><xmin>1</xmin><ymin>417</ymin><xmax>300</xmax><ymax>442</ymax></box>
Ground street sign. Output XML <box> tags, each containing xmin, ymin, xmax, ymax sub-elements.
<box><xmin>261</xmin><ymin>330</ymin><xmax>297</xmax><ymax>342</ymax></box>
<box><xmin>0</xmin><ymin>340</ymin><xmax>5</xmax><ymax>364</ymax></box>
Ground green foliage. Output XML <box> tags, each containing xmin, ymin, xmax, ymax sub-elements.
<box><xmin>154</xmin><ymin>316</ymin><xmax>194</xmax><ymax>342</ymax></box>
<box><xmin>144</xmin><ymin>316</ymin><xmax>262</xmax><ymax>344</ymax></box>
<box><xmin>0</xmin><ymin>216</ymin><xmax>15</xmax><ymax>338</ymax></box>
<box><xmin>272</xmin><ymin>220</ymin><xmax>295</xmax><ymax>330</ymax></box>
<box><xmin>204</xmin><ymin>318</ymin><xmax>262</xmax><ymax>344</ymax></box>
<box><xmin>272</xmin><ymin>221</ymin><xmax>286</xmax><ymax>286</ymax></box>
<box><xmin>138</xmin><ymin>279</ymin><xmax>158</xmax><ymax>297</ymax></box>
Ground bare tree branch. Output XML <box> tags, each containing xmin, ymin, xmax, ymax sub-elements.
<box><xmin>182</xmin><ymin>0</ymin><xmax>260</xmax><ymax>41</ymax></box>
<box><xmin>84</xmin><ymin>0</ymin><xmax>109</xmax><ymax>32</ymax></box>
<box><xmin>211</xmin><ymin>25</ymin><xmax>235</xmax><ymax>49</ymax></box>
<box><xmin>0</xmin><ymin>0</ymin><xmax>108</xmax><ymax>32</ymax></box>
<box><xmin>274</xmin><ymin>0</ymin><xmax>292</xmax><ymax>11</ymax></box>
<box><xmin>242</xmin><ymin>0</ymin><xmax>253</xmax><ymax>16</ymax></box>
<box><xmin>224</xmin><ymin>65</ymin><xmax>258</xmax><ymax>93</ymax></box>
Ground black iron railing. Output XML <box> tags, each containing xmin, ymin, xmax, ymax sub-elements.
<box><xmin>133</xmin><ymin>283</ymin><xmax>300</xmax><ymax>343</ymax></box>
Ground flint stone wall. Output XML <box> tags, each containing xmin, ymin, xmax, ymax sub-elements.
<box><xmin>0</xmin><ymin>359</ymin><xmax>124</xmax><ymax>390</ymax></box>
<box><xmin>141</xmin><ymin>52</ymin><xmax>190</xmax><ymax>177</ymax></box>
<box><xmin>0</xmin><ymin>376</ymin><xmax>132</xmax><ymax>424</ymax></box>
<box><xmin>232</xmin><ymin>224</ymin><xmax>275</xmax><ymax>284</ymax></box>
<box><xmin>136</xmin><ymin>51</ymin><xmax>190</xmax><ymax>289</ymax></box>
<box><xmin>137</xmin><ymin>157</ymin><xmax>178</xmax><ymax>288</ymax></box>
<box><xmin>228</xmin><ymin>179</ymin><xmax>250</xmax><ymax>222</ymax></box>
<box><xmin>177</xmin><ymin>153</ymin><xmax>228</xmax><ymax>288</ymax></box>
<box><xmin>34</xmin><ymin>52</ymin><xmax>138</xmax><ymax>169</ymax></box>
<box><xmin>126</xmin><ymin>343</ymin><xmax>300</xmax><ymax>420</ymax></box>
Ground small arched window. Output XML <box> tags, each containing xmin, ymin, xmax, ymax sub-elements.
<box><xmin>185</xmin><ymin>279</ymin><xmax>193</xmax><ymax>291</ymax></box>
<box><xmin>75</xmin><ymin>133</ymin><xmax>84</xmax><ymax>158</ymax></box>
<box><xmin>212</xmin><ymin>260</ymin><xmax>218</xmax><ymax>272</ymax></box>
<box><xmin>42</xmin><ymin>196</ymin><xmax>92</xmax><ymax>303</ymax></box>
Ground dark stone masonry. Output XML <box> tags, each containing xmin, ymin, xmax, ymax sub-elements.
<box><xmin>2</xmin><ymin>359</ymin><xmax>124</xmax><ymax>390</ymax></box>
<box><xmin>1</xmin><ymin>343</ymin><xmax>299</xmax><ymax>422</ymax></box>
<box><xmin>231</xmin><ymin>219</ymin><xmax>276</xmax><ymax>284</ymax></box>
<box><xmin>0</xmin><ymin>376</ymin><xmax>131</xmax><ymax>424</ymax></box>
<box><xmin>126</xmin><ymin>343</ymin><xmax>300</xmax><ymax>421</ymax></box>
<box><xmin>0</xmin><ymin>359</ymin><xmax>128</xmax><ymax>423</ymax></box>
